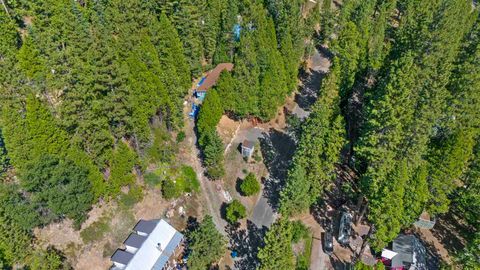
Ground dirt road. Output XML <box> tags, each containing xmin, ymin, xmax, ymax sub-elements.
<box><xmin>298</xmin><ymin>214</ymin><xmax>333</xmax><ymax>270</ymax></box>
<box><xmin>185</xmin><ymin>118</ymin><xmax>228</xmax><ymax>234</ymax></box>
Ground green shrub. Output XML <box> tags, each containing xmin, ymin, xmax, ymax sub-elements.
<box><xmin>296</xmin><ymin>234</ymin><xmax>312</xmax><ymax>270</ymax></box>
<box><xmin>144</xmin><ymin>172</ymin><xmax>161</xmax><ymax>187</ymax></box>
<box><xmin>291</xmin><ymin>221</ymin><xmax>309</xmax><ymax>243</ymax></box>
<box><xmin>119</xmin><ymin>186</ymin><xmax>143</xmax><ymax>208</ymax></box>
<box><xmin>109</xmin><ymin>142</ymin><xmax>137</xmax><ymax>196</ymax></box>
<box><xmin>181</xmin><ymin>165</ymin><xmax>200</xmax><ymax>192</ymax></box>
<box><xmin>240</xmin><ymin>173</ymin><xmax>261</xmax><ymax>196</ymax></box>
<box><xmin>162</xmin><ymin>179</ymin><xmax>182</xmax><ymax>200</ymax></box>
<box><xmin>176</xmin><ymin>131</ymin><xmax>186</xmax><ymax>143</ymax></box>
<box><xmin>80</xmin><ymin>215</ymin><xmax>110</xmax><ymax>244</ymax></box>
<box><xmin>225</xmin><ymin>199</ymin><xmax>246</xmax><ymax>223</ymax></box>
<box><xmin>146</xmin><ymin>127</ymin><xmax>177</xmax><ymax>163</ymax></box>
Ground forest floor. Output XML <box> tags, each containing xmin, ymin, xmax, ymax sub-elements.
<box><xmin>416</xmin><ymin>211</ymin><xmax>469</xmax><ymax>267</ymax></box>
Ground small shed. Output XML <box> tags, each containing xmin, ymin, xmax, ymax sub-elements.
<box><xmin>413</xmin><ymin>212</ymin><xmax>436</xmax><ymax>229</ymax></box>
<box><xmin>241</xmin><ymin>140</ymin><xmax>255</xmax><ymax>158</ymax></box>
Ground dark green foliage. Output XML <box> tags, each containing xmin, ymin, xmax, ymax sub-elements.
<box><xmin>202</xmin><ymin>131</ymin><xmax>225</xmax><ymax>179</ymax></box>
<box><xmin>162</xmin><ymin>179</ymin><xmax>182</xmax><ymax>200</ymax></box>
<box><xmin>319</xmin><ymin>0</ymin><xmax>335</xmax><ymax>44</ymax></box>
<box><xmin>187</xmin><ymin>215</ymin><xmax>226</xmax><ymax>270</ymax></box>
<box><xmin>176</xmin><ymin>131</ymin><xmax>186</xmax><ymax>143</ymax></box>
<box><xmin>353</xmin><ymin>0</ymin><xmax>477</xmax><ymax>251</ymax></box>
<box><xmin>197</xmin><ymin>90</ymin><xmax>223</xmax><ymax>135</ymax></box>
<box><xmin>291</xmin><ymin>221</ymin><xmax>309</xmax><ymax>244</ymax></box>
<box><xmin>197</xmin><ymin>89</ymin><xmax>226</xmax><ymax>179</ymax></box>
<box><xmin>22</xmin><ymin>155</ymin><xmax>94</xmax><ymax>226</ymax></box>
<box><xmin>426</xmin><ymin>131</ymin><xmax>475</xmax><ymax>215</ymax></box>
<box><xmin>240</xmin><ymin>173</ymin><xmax>261</xmax><ymax>196</ymax></box>
<box><xmin>453</xmin><ymin>143</ymin><xmax>480</xmax><ymax>230</ymax></box>
<box><xmin>161</xmin><ymin>165</ymin><xmax>199</xmax><ymax>200</ymax></box>
<box><xmin>27</xmin><ymin>247</ymin><xmax>71</xmax><ymax>270</ymax></box>
<box><xmin>181</xmin><ymin>165</ymin><xmax>200</xmax><ymax>193</ymax></box>
<box><xmin>258</xmin><ymin>218</ymin><xmax>295</xmax><ymax>270</ymax></box>
<box><xmin>280</xmin><ymin>63</ymin><xmax>345</xmax><ymax>216</ymax></box>
<box><xmin>0</xmin><ymin>184</ymin><xmax>41</xmax><ymax>231</ymax></box>
<box><xmin>454</xmin><ymin>231</ymin><xmax>480</xmax><ymax>269</ymax></box>
<box><xmin>108</xmin><ymin>142</ymin><xmax>138</xmax><ymax>196</ymax></box>
<box><xmin>0</xmin><ymin>214</ymin><xmax>32</xmax><ymax>265</ymax></box>
<box><xmin>0</xmin><ymin>129</ymin><xmax>8</xmax><ymax>175</ymax></box>
<box><xmin>225</xmin><ymin>199</ymin><xmax>246</xmax><ymax>223</ymax></box>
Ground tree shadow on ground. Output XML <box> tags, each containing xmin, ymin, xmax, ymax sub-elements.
<box><xmin>416</xmin><ymin>234</ymin><xmax>441</xmax><ymax>270</ymax></box>
<box><xmin>226</xmin><ymin>220</ymin><xmax>267</xmax><ymax>270</ymax></box>
<box><xmin>235</xmin><ymin>177</ymin><xmax>244</xmax><ymax>195</ymax></box>
<box><xmin>430</xmin><ymin>212</ymin><xmax>468</xmax><ymax>255</ymax></box>
<box><xmin>296</xmin><ymin>69</ymin><xmax>327</xmax><ymax>110</ymax></box>
<box><xmin>329</xmin><ymin>256</ymin><xmax>352</xmax><ymax>270</ymax></box>
<box><xmin>296</xmin><ymin>45</ymin><xmax>332</xmax><ymax>111</ymax></box>
<box><xmin>259</xmin><ymin>129</ymin><xmax>296</xmax><ymax>211</ymax></box>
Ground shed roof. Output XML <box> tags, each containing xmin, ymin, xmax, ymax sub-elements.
<box><xmin>242</xmin><ymin>140</ymin><xmax>255</xmax><ymax>149</ymax></box>
<box><xmin>197</xmin><ymin>63</ymin><xmax>234</xmax><ymax>92</ymax></box>
<box><xmin>111</xmin><ymin>250</ymin><xmax>134</xmax><ymax>265</ymax></box>
<box><xmin>124</xmin><ymin>233</ymin><xmax>147</xmax><ymax>248</ymax></box>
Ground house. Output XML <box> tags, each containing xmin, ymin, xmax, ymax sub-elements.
<box><xmin>111</xmin><ymin>219</ymin><xmax>184</xmax><ymax>270</ymax></box>
<box><xmin>241</xmin><ymin>140</ymin><xmax>255</xmax><ymax>158</ymax></box>
<box><xmin>390</xmin><ymin>234</ymin><xmax>427</xmax><ymax>270</ymax></box>
<box><xmin>194</xmin><ymin>63</ymin><xmax>234</xmax><ymax>100</ymax></box>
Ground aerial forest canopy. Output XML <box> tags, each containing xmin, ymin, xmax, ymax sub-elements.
<box><xmin>278</xmin><ymin>0</ymin><xmax>480</xmax><ymax>255</ymax></box>
<box><xmin>0</xmin><ymin>0</ymin><xmax>312</xmax><ymax>267</ymax></box>
<box><xmin>0</xmin><ymin>0</ymin><xmax>479</xmax><ymax>268</ymax></box>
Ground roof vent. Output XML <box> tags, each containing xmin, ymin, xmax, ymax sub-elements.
<box><xmin>156</xmin><ymin>243</ymin><xmax>163</xmax><ymax>253</ymax></box>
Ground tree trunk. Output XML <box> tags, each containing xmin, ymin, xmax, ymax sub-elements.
<box><xmin>355</xmin><ymin>199</ymin><xmax>368</xmax><ymax>225</ymax></box>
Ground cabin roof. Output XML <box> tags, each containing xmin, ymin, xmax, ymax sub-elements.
<box><xmin>197</xmin><ymin>63</ymin><xmax>234</xmax><ymax>92</ymax></box>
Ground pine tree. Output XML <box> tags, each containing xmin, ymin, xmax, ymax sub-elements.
<box><xmin>320</xmin><ymin>0</ymin><xmax>335</xmax><ymax>43</ymax></box>
<box><xmin>187</xmin><ymin>216</ymin><xmax>226</xmax><ymax>270</ymax></box>
<box><xmin>280</xmin><ymin>63</ymin><xmax>345</xmax><ymax>215</ymax></box>
<box><xmin>258</xmin><ymin>218</ymin><xmax>295</xmax><ymax>270</ymax></box>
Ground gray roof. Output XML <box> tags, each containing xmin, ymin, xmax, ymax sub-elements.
<box><xmin>152</xmin><ymin>231</ymin><xmax>184</xmax><ymax>270</ymax></box>
<box><xmin>124</xmin><ymin>233</ymin><xmax>147</xmax><ymax>248</ymax></box>
<box><xmin>392</xmin><ymin>234</ymin><xmax>427</xmax><ymax>270</ymax></box>
<box><xmin>111</xmin><ymin>250</ymin><xmax>134</xmax><ymax>265</ymax></box>
<box><xmin>133</xmin><ymin>219</ymin><xmax>157</xmax><ymax>234</ymax></box>
<box><xmin>242</xmin><ymin>140</ymin><xmax>255</xmax><ymax>149</ymax></box>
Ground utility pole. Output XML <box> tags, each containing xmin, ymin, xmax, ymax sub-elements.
<box><xmin>0</xmin><ymin>0</ymin><xmax>10</xmax><ymax>17</ymax></box>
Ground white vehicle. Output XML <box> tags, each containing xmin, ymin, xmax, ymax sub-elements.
<box><xmin>338</xmin><ymin>212</ymin><xmax>352</xmax><ymax>246</ymax></box>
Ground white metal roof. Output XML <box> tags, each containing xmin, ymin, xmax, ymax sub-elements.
<box><xmin>125</xmin><ymin>220</ymin><xmax>180</xmax><ymax>270</ymax></box>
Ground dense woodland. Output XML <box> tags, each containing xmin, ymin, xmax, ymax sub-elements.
<box><xmin>0</xmin><ymin>0</ymin><xmax>479</xmax><ymax>269</ymax></box>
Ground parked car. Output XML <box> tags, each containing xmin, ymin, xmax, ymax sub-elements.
<box><xmin>338</xmin><ymin>211</ymin><xmax>352</xmax><ymax>246</ymax></box>
<box><xmin>323</xmin><ymin>230</ymin><xmax>334</xmax><ymax>255</ymax></box>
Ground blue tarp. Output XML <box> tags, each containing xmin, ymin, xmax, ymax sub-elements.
<box><xmin>233</xmin><ymin>24</ymin><xmax>242</xmax><ymax>41</ymax></box>
<box><xmin>189</xmin><ymin>104</ymin><xmax>200</xmax><ymax>118</ymax></box>
<box><xmin>197</xmin><ymin>77</ymin><xmax>206</xmax><ymax>87</ymax></box>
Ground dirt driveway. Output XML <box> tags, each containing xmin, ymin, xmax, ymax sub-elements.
<box><xmin>297</xmin><ymin>214</ymin><xmax>333</xmax><ymax>270</ymax></box>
